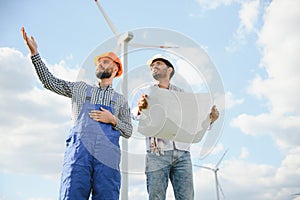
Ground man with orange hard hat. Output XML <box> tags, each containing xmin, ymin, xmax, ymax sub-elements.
<box><xmin>94</xmin><ymin>52</ymin><xmax>123</xmax><ymax>77</ymax></box>
<box><xmin>21</xmin><ymin>27</ymin><xmax>132</xmax><ymax>200</ymax></box>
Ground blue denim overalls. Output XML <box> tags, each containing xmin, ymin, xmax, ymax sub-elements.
<box><xmin>59</xmin><ymin>85</ymin><xmax>121</xmax><ymax>200</ymax></box>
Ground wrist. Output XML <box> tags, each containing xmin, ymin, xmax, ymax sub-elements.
<box><xmin>30</xmin><ymin>50</ymin><xmax>38</xmax><ymax>56</ymax></box>
<box><xmin>111</xmin><ymin>115</ymin><xmax>117</xmax><ymax>127</ymax></box>
<box><xmin>30</xmin><ymin>52</ymin><xmax>39</xmax><ymax>57</ymax></box>
<box><xmin>137</xmin><ymin>109</ymin><xmax>142</xmax><ymax>115</ymax></box>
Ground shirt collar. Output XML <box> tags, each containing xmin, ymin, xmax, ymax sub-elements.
<box><xmin>154</xmin><ymin>83</ymin><xmax>173</xmax><ymax>90</ymax></box>
<box><xmin>95</xmin><ymin>83</ymin><xmax>113</xmax><ymax>91</ymax></box>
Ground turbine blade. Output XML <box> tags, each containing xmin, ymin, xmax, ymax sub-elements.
<box><xmin>216</xmin><ymin>149</ymin><xmax>228</xmax><ymax>168</ymax></box>
<box><xmin>193</xmin><ymin>164</ymin><xmax>214</xmax><ymax>171</ymax></box>
<box><xmin>129</xmin><ymin>42</ymin><xmax>179</xmax><ymax>49</ymax></box>
<box><xmin>94</xmin><ymin>0</ymin><xmax>119</xmax><ymax>36</ymax></box>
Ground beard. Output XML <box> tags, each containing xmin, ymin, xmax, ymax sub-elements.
<box><xmin>153</xmin><ymin>73</ymin><xmax>162</xmax><ymax>80</ymax></box>
<box><xmin>152</xmin><ymin>70</ymin><xmax>167</xmax><ymax>80</ymax></box>
<box><xmin>96</xmin><ymin>68</ymin><xmax>113</xmax><ymax>79</ymax></box>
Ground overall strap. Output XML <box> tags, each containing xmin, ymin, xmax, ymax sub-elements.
<box><xmin>85</xmin><ymin>85</ymin><xmax>92</xmax><ymax>101</ymax></box>
<box><xmin>110</xmin><ymin>91</ymin><xmax>119</xmax><ymax>114</ymax></box>
<box><xmin>111</xmin><ymin>91</ymin><xmax>119</xmax><ymax>103</ymax></box>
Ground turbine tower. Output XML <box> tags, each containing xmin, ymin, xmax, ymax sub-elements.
<box><xmin>94</xmin><ymin>1</ymin><xmax>132</xmax><ymax>200</ymax></box>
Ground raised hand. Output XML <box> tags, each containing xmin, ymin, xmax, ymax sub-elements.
<box><xmin>21</xmin><ymin>27</ymin><xmax>38</xmax><ymax>56</ymax></box>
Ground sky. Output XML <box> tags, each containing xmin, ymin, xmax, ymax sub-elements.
<box><xmin>1</xmin><ymin>0</ymin><xmax>300</xmax><ymax>199</ymax></box>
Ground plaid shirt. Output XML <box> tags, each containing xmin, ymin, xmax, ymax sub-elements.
<box><xmin>31</xmin><ymin>54</ymin><xmax>132</xmax><ymax>138</ymax></box>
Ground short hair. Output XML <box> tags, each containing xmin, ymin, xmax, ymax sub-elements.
<box><xmin>151</xmin><ymin>58</ymin><xmax>175</xmax><ymax>79</ymax></box>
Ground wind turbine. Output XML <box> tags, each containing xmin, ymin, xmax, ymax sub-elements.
<box><xmin>94</xmin><ymin>2</ymin><xmax>132</xmax><ymax>200</ymax></box>
<box><xmin>194</xmin><ymin>149</ymin><xmax>228</xmax><ymax>200</ymax></box>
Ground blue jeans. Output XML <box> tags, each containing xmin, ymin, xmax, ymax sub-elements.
<box><xmin>145</xmin><ymin>150</ymin><xmax>194</xmax><ymax>200</ymax></box>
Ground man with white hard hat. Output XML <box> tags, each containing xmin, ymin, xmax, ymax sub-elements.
<box><xmin>135</xmin><ymin>54</ymin><xmax>219</xmax><ymax>200</ymax></box>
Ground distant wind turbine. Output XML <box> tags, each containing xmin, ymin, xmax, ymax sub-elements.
<box><xmin>194</xmin><ymin>149</ymin><xmax>229</xmax><ymax>200</ymax></box>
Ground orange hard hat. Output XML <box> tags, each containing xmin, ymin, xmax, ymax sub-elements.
<box><xmin>94</xmin><ymin>52</ymin><xmax>123</xmax><ymax>77</ymax></box>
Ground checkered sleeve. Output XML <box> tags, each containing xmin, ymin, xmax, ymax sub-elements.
<box><xmin>113</xmin><ymin>95</ymin><xmax>133</xmax><ymax>139</ymax></box>
<box><xmin>31</xmin><ymin>53</ymin><xmax>74</xmax><ymax>98</ymax></box>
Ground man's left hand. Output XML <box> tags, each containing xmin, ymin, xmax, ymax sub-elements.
<box><xmin>210</xmin><ymin>105</ymin><xmax>219</xmax><ymax>124</ymax></box>
<box><xmin>89</xmin><ymin>107</ymin><xmax>117</xmax><ymax>126</ymax></box>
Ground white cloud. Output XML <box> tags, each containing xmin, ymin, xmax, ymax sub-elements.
<box><xmin>28</xmin><ymin>198</ymin><xmax>54</xmax><ymax>200</ymax></box>
<box><xmin>226</xmin><ymin>0</ymin><xmax>261</xmax><ymax>52</ymax></box>
<box><xmin>195</xmin><ymin>0</ymin><xmax>235</xmax><ymax>10</ymax></box>
<box><xmin>169</xmin><ymin>47</ymin><xmax>218</xmax><ymax>93</ymax></box>
<box><xmin>194</xmin><ymin>0</ymin><xmax>263</xmax><ymax>52</ymax></box>
<box><xmin>231</xmin><ymin>0</ymin><xmax>300</xmax><ymax>150</ymax></box>
<box><xmin>248</xmin><ymin>74</ymin><xmax>300</xmax><ymax>115</ymax></box>
<box><xmin>230</xmin><ymin>112</ymin><xmax>300</xmax><ymax>150</ymax></box>
<box><xmin>238</xmin><ymin>0</ymin><xmax>260</xmax><ymax>34</ymax></box>
<box><xmin>225</xmin><ymin>91</ymin><xmax>244</xmax><ymax>109</ymax></box>
<box><xmin>231</xmin><ymin>113</ymin><xmax>276</xmax><ymax>135</ymax></box>
<box><xmin>239</xmin><ymin>147</ymin><xmax>249</xmax><ymax>159</ymax></box>
<box><xmin>224</xmin><ymin>1</ymin><xmax>300</xmax><ymax>197</ymax></box>
<box><xmin>0</xmin><ymin>47</ymin><xmax>78</xmax><ymax>177</ymax></box>
<box><xmin>48</xmin><ymin>60</ymin><xmax>79</xmax><ymax>82</ymax></box>
<box><xmin>210</xmin><ymin>143</ymin><xmax>225</xmax><ymax>155</ymax></box>
<box><xmin>192</xmin><ymin>146</ymin><xmax>300</xmax><ymax>199</ymax></box>
<box><xmin>176</xmin><ymin>58</ymin><xmax>206</xmax><ymax>90</ymax></box>
<box><xmin>274</xmin><ymin>147</ymin><xmax>300</xmax><ymax>187</ymax></box>
<box><xmin>257</xmin><ymin>0</ymin><xmax>300</xmax><ymax>103</ymax></box>
<box><xmin>0</xmin><ymin>48</ymin><xmax>35</xmax><ymax>93</ymax></box>
<box><xmin>128</xmin><ymin>186</ymin><xmax>147</xmax><ymax>200</ymax></box>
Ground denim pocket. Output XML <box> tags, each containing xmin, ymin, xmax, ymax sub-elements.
<box><xmin>65</xmin><ymin>132</ymin><xmax>79</xmax><ymax>147</ymax></box>
<box><xmin>65</xmin><ymin>135</ymin><xmax>72</xmax><ymax>147</ymax></box>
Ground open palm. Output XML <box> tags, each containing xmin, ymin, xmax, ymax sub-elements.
<box><xmin>21</xmin><ymin>27</ymin><xmax>38</xmax><ymax>55</ymax></box>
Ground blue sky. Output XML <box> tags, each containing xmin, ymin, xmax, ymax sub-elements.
<box><xmin>1</xmin><ymin>0</ymin><xmax>300</xmax><ymax>199</ymax></box>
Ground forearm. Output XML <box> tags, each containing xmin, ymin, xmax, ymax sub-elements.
<box><xmin>113</xmin><ymin>116</ymin><xmax>133</xmax><ymax>139</ymax></box>
<box><xmin>113</xmin><ymin>104</ymin><xmax>133</xmax><ymax>138</ymax></box>
<box><xmin>31</xmin><ymin>53</ymin><xmax>73</xmax><ymax>97</ymax></box>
